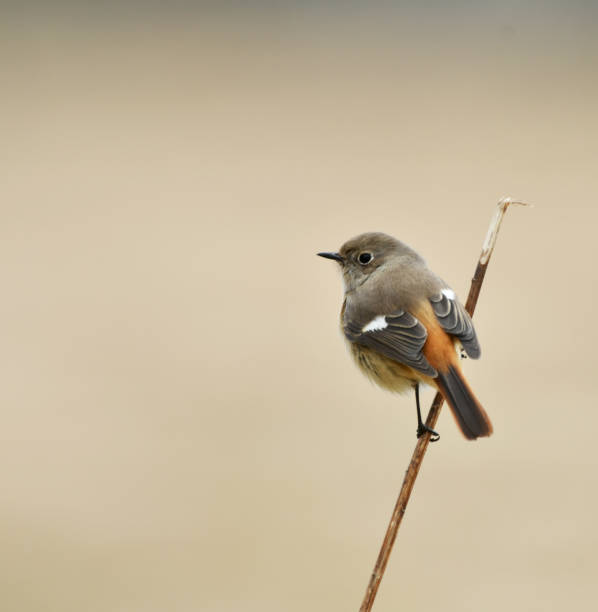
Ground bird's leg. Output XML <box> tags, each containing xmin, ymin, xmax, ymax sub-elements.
<box><xmin>415</xmin><ymin>383</ymin><xmax>440</xmax><ymax>442</ymax></box>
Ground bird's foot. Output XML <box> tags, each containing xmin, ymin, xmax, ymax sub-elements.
<box><xmin>417</xmin><ymin>424</ymin><xmax>440</xmax><ymax>442</ymax></box>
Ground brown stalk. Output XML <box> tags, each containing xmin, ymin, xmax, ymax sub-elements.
<box><xmin>359</xmin><ymin>197</ymin><xmax>529</xmax><ymax>612</ymax></box>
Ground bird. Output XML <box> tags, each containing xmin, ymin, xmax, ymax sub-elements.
<box><xmin>318</xmin><ymin>232</ymin><xmax>492</xmax><ymax>441</ymax></box>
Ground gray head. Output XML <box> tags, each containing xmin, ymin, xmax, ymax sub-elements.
<box><xmin>318</xmin><ymin>232</ymin><xmax>420</xmax><ymax>292</ymax></box>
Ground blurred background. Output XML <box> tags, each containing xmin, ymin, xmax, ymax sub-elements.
<box><xmin>2</xmin><ymin>1</ymin><xmax>597</xmax><ymax>610</ymax></box>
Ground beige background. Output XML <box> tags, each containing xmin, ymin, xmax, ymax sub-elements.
<box><xmin>2</xmin><ymin>3</ymin><xmax>597</xmax><ymax>611</ymax></box>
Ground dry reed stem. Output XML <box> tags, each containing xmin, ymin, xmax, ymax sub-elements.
<box><xmin>358</xmin><ymin>197</ymin><xmax>529</xmax><ymax>612</ymax></box>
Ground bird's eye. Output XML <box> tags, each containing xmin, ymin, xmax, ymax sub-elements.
<box><xmin>358</xmin><ymin>252</ymin><xmax>373</xmax><ymax>265</ymax></box>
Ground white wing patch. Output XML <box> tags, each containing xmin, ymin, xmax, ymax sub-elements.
<box><xmin>362</xmin><ymin>315</ymin><xmax>388</xmax><ymax>333</ymax></box>
<box><xmin>442</xmin><ymin>288</ymin><xmax>456</xmax><ymax>300</ymax></box>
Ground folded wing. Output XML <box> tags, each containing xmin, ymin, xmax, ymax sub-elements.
<box><xmin>429</xmin><ymin>292</ymin><xmax>481</xmax><ymax>359</ymax></box>
<box><xmin>344</xmin><ymin>310</ymin><xmax>437</xmax><ymax>377</ymax></box>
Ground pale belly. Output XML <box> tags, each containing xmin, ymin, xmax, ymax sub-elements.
<box><xmin>348</xmin><ymin>342</ymin><xmax>436</xmax><ymax>394</ymax></box>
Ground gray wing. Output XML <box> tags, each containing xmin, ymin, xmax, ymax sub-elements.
<box><xmin>343</xmin><ymin>311</ymin><xmax>437</xmax><ymax>377</ymax></box>
<box><xmin>429</xmin><ymin>292</ymin><xmax>480</xmax><ymax>358</ymax></box>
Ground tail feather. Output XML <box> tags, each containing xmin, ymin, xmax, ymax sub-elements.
<box><xmin>436</xmin><ymin>365</ymin><xmax>493</xmax><ymax>440</ymax></box>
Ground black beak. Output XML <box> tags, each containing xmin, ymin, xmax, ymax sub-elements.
<box><xmin>317</xmin><ymin>252</ymin><xmax>344</xmax><ymax>263</ymax></box>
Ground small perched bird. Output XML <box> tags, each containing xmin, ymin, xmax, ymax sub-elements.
<box><xmin>318</xmin><ymin>232</ymin><xmax>492</xmax><ymax>441</ymax></box>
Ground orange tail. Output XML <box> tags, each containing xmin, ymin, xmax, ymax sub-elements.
<box><xmin>435</xmin><ymin>365</ymin><xmax>493</xmax><ymax>440</ymax></box>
